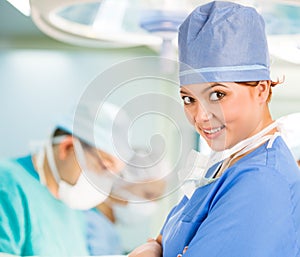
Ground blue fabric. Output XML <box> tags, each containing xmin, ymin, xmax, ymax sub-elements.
<box><xmin>85</xmin><ymin>208</ymin><xmax>122</xmax><ymax>255</ymax></box>
<box><xmin>161</xmin><ymin>136</ymin><xmax>300</xmax><ymax>257</ymax></box>
<box><xmin>0</xmin><ymin>155</ymin><xmax>88</xmax><ymax>256</ymax></box>
<box><xmin>178</xmin><ymin>1</ymin><xmax>271</xmax><ymax>84</ymax></box>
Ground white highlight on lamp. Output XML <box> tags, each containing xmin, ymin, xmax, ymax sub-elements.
<box><xmin>6</xmin><ymin>0</ymin><xmax>30</xmax><ymax>16</ymax></box>
<box><xmin>92</xmin><ymin>0</ymin><xmax>128</xmax><ymax>33</ymax></box>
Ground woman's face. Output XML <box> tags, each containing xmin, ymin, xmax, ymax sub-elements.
<box><xmin>180</xmin><ymin>82</ymin><xmax>268</xmax><ymax>151</ymax></box>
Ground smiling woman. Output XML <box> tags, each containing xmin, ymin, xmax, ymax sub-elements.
<box><xmin>128</xmin><ymin>2</ymin><xmax>300</xmax><ymax>257</ymax></box>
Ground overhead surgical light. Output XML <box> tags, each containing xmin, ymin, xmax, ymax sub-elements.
<box><xmin>139</xmin><ymin>10</ymin><xmax>187</xmax><ymax>72</ymax></box>
<box><xmin>29</xmin><ymin>0</ymin><xmax>191</xmax><ymax>48</ymax></box>
<box><xmin>21</xmin><ymin>0</ymin><xmax>300</xmax><ymax>64</ymax></box>
<box><xmin>140</xmin><ymin>10</ymin><xmax>187</xmax><ymax>57</ymax></box>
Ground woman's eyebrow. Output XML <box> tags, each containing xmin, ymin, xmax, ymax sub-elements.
<box><xmin>201</xmin><ymin>83</ymin><xmax>228</xmax><ymax>93</ymax></box>
<box><xmin>179</xmin><ymin>89</ymin><xmax>190</xmax><ymax>94</ymax></box>
<box><xmin>180</xmin><ymin>83</ymin><xmax>229</xmax><ymax>95</ymax></box>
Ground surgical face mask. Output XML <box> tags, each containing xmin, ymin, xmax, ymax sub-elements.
<box><xmin>180</xmin><ymin>121</ymin><xmax>280</xmax><ymax>198</ymax></box>
<box><xmin>58</xmin><ymin>172</ymin><xmax>113</xmax><ymax>210</ymax></box>
<box><xmin>113</xmin><ymin>201</ymin><xmax>158</xmax><ymax>226</ymax></box>
<box><xmin>179</xmin><ymin>150</ymin><xmax>210</xmax><ymax>198</ymax></box>
<box><xmin>112</xmin><ymin>192</ymin><xmax>158</xmax><ymax>253</ymax></box>
<box><xmin>112</xmin><ymin>190</ymin><xmax>158</xmax><ymax>225</ymax></box>
<box><xmin>35</xmin><ymin>146</ymin><xmax>47</xmax><ymax>186</ymax></box>
<box><xmin>44</xmin><ymin>137</ymin><xmax>114</xmax><ymax>210</ymax></box>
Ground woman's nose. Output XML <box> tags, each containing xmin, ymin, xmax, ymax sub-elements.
<box><xmin>194</xmin><ymin>103</ymin><xmax>213</xmax><ymax>123</ymax></box>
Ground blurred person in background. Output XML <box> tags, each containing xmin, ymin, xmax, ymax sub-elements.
<box><xmin>85</xmin><ymin>149</ymin><xmax>168</xmax><ymax>255</ymax></box>
<box><xmin>0</xmin><ymin>100</ymin><xmax>129</xmax><ymax>256</ymax></box>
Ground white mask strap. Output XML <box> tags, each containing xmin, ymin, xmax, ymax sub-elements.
<box><xmin>35</xmin><ymin>148</ymin><xmax>46</xmax><ymax>185</ymax></box>
<box><xmin>45</xmin><ymin>139</ymin><xmax>61</xmax><ymax>183</ymax></box>
<box><xmin>208</xmin><ymin>121</ymin><xmax>278</xmax><ymax>166</ymax></box>
<box><xmin>233</xmin><ymin>134</ymin><xmax>273</xmax><ymax>159</ymax></box>
<box><xmin>229</xmin><ymin>121</ymin><xmax>277</xmax><ymax>153</ymax></box>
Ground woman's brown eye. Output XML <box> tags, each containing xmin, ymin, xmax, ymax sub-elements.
<box><xmin>209</xmin><ymin>91</ymin><xmax>225</xmax><ymax>101</ymax></box>
<box><xmin>182</xmin><ymin>96</ymin><xmax>192</xmax><ymax>104</ymax></box>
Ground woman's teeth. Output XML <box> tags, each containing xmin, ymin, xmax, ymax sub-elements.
<box><xmin>203</xmin><ymin>125</ymin><xmax>225</xmax><ymax>134</ymax></box>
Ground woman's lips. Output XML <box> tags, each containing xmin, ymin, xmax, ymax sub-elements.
<box><xmin>201</xmin><ymin>125</ymin><xmax>225</xmax><ymax>139</ymax></box>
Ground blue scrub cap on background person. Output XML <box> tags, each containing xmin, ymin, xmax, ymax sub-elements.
<box><xmin>178</xmin><ymin>1</ymin><xmax>271</xmax><ymax>85</ymax></box>
<box><xmin>56</xmin><ymin>100</ymin><xmax>132</xmax><ymax>161</ymax></box>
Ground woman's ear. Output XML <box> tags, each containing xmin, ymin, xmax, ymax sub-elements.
<box><xmin>256</xmin><ymin>80</ymin><xmax>271</xmax><ymax>103</ymax></box>
<box><xmin>57</xmin><ymin>136</ymin><xmax>74</xmax><ymax>160</ymax></box>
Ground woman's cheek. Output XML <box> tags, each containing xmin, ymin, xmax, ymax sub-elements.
<box><xmin>184</xmin><ymin>108</ymin><xmax>195</xmax><ymax>125</ymax></box>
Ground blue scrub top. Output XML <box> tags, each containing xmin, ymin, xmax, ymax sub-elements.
<box><xmin>85</xmin><ymin>208</ymin><xmax>122</xmax><ymax>255</ymax></box>
<box><xmin>0</xmin><ymin>155</ymin><xmax>89</xmax><ymax>256</ymax></box>
<box><xmin>161</xmin><ymin>136</ymin><xmax>300</xmax><ymax>257</ymax></box>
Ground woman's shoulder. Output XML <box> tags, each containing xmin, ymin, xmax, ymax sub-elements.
<box><xmin>230</xmin><ymin>136</ymin><xmax>296</xmax><ymax>174</ymax></box>
<box><xmin>220</xmin><ymin>136</ymin><xmax>300</xmax><ymax>195</ymax></box>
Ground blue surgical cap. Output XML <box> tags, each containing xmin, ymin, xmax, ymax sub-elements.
<box><xmin>178</xmin><ymin>1</ymin><xmax>271</xmax><ymax>85</ymax></box>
